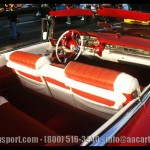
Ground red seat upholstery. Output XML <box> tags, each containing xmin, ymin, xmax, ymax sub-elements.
<box><xmin>6</xmin><ymin>51</ymin><xmax>52</xmax><ymax>97</ymax></box>
<box><xmin>0</xmin><ymin>96</ymin><xmax>58</xmax><ymax>146</ymax></box>
<box><xmin>0</xmin><ymin>96</ymin><xmax>79</xmax><ymax>146</ymax></box>
<box><xmin>65</xmin><ymin>61</ymin><xmax>120</xmax><ymax>91</ymax></box>
<box><xmin>9</xmin><ymin>51</ymin><xmax>41</xmax><ymax>69</ymax></box>
<box><xmin>38</xmin><ymin>63</ymin><xmax>75</xmax><ymax>107</ymax></box>
<box><xmin>64</xmin><ymin>61</ymin><xmax>139</xmax><ymax>118</ymax></box>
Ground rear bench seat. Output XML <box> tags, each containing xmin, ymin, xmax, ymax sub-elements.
<box><xmin>5</xmin><ymin>51</ymin><xmax>52</xmax><ymax>97</ymax></box>
<box><xmin>38</xmin><ymin>63</ymin><xmax>75</xmax><ymax>107</ymax></box>
<box><xmin>64</xmin><ymin>61</ymin><xmax>139</xmax><ymax>118</ymax></box>
<box><xmin>5</xmin><ymin>51</ymin><xmax>140</xmax><ymax>119</ymax></box>
<box><xmin>0</xmin><ymin>96</ymin><xmax>79</xmax><ymax>146</ymax></box>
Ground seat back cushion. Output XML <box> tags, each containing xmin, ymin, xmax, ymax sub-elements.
<box><xmin>6</xmin><ymin>51</ymin><xmax>50</xmax><ymax>70</ymax></box>
<box><xmin>39</xmin><ymin>64</ymin><xmax>70</xmax><ymax>90</ymax></box>
<box><xmin>65</xmin><ymin>61</ymin><xmax>139</xmax><ymax>94</ymax></box>
<box><xmin>6</xmin><ymin>51</ymin><xmax>52</xmax><ymax>97</ymax></box>
<box><xmin>6</xmin><ymin>51</ymin><xmax>51</xmax><ymax>82</ymax></box>
<box><xmin>65</xmin><ymin>61</ymin><xmax>119</xmax><ymax>91</ymax></box>
<box><xmin>38</xmin><ymin>64</ymin><xmax>76</xmax><ymax>107</ymax></box>
<box><xmin>65</xmin><ymin>61</ymin><xmax>139</xmax><ymax>108</ymax></box>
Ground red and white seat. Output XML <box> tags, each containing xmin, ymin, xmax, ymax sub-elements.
<box><xmin>5</xmin><ymin>51</ymin><xmax>52</xmax><ymax>97</ymax></box>
<box><xmin>39</xmin><ymin>63</ymin><xmax>75</xmax><ymax>107</ymax></box>
<box><xmin>5</xmin><ymin>51</ymin><xmax>140</xmax><ymax>119</ymax></box>
<box><xmin>64</xmin><ymin>61</ymin><xmax>139</xmax><ymax>118</ymax></box>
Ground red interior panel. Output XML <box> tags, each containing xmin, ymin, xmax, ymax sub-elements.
<box><xmin>98</xmin><ymin>33</ymin><xmax>150</xmax><ymax>50</ymax></box>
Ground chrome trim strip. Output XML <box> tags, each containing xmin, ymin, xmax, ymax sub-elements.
<box><xmin>81</xmin><ymin>84</ymin><xmax>150</xmax><ymax>146</ymax></box>
<box><xmin>91</xmin><ymin>84</ymin><xmax>150</xmax><ymax>146</ymax></box>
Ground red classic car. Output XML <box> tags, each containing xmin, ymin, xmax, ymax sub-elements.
<box><xmin>0</xmin><ymin>6</ymin><xmax>150</xmax><ymax>146</ymax></box>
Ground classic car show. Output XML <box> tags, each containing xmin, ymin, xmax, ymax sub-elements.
<box><xmin>0</xmin><ymin>3</ymin><xmax>150</xmax><ymax>146</ymax></box>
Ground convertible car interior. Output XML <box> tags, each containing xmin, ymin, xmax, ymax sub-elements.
<box><xmin>0</xmin><ymin>7</ymin><xmax>150</xmax><ymax>146</ymax></box>
<box><xmin>0</xmin><ymin>40</ymin><xmax>149</xmax><ymax>146</ymax></box>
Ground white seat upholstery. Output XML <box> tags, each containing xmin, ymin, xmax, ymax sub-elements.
<box><xmin>5</xmin><ymin>51</ymin><xmax>52</xmax><ymax>97</ymax></box>
<box><xmin>5</xmin><ymin>51</ymin><xmax>140</xmax><ymax>119</ymax></box>
<box><xmin>39</xmin><ymin>63</ymin><xmax>75</xmax><ymax>107</ymax></box>
<box><xmin>64</xmin><ymin>61</ymin><xmax>139</xmax><ymax>118</ymax></box>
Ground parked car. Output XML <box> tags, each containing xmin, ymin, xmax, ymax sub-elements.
<box><xmin>21</xmin><ymin>4</ymin><xmax>33</xmax><ymax>9</ymax></box>
<box><xmin>0</xmin><ymin>6</ymin><xmax>150</xmax><ymax>146</ymax></box>
<box><xmin>123</xmin><ymin>4</ymin><xmax>150</xmax><ymax>25</ymax></box>
<box><xmin>55</xmin><ymin>4</ymin><xmax>66</xmax><ymax>10</ymax></box>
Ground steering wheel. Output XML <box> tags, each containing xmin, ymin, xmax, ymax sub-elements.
<box><xmin>55</xmin><ymin>29</ymin><xmax>83</xmax><ymax>63</ymax></box>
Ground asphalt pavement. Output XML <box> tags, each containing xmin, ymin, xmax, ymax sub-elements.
<box><xmin>0</xmin><ymin>13</ymin><xmax>41</xmax><ymax>52</ymax></box>
<box><xmin>0</xmin><ymin>13</ymin><xmax>35</xmax><ymax>27</ymax></box>
<box><xmin>0</xmin><ymin>14</ymin><xmax>99</xmax><ymax>52</ymax></box>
